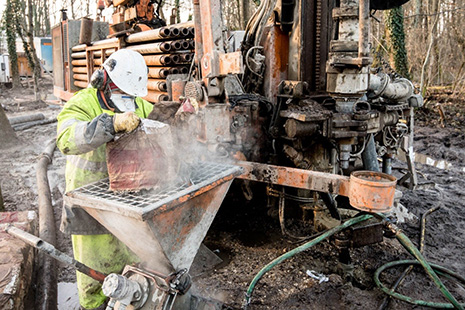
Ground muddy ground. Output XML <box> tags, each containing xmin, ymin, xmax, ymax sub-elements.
<box><xmin>0</xmin><ymin>82</ymin><xmax>464</xmax><ymax>309</ymax></box>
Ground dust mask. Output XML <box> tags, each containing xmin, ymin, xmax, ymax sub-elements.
<box><xmin>111</xmin><ymin>93</ymin><xmax>136</xmax><ymax>112</ymax></box>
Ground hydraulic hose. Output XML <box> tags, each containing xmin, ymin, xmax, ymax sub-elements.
<box><xmin>243</xmin><ymin>214</ymin><xmax>373</xmax><ymax>308</ymax></box>
<box><xmin>374</xmin><ymin>260</ymin><xmax>465</xmax><ymax>309</ymax></box>
<box><xmin>244</xmin><ymin>212</ymin><xmax>464</xmax><ymax>310</ymax></box>
<box><xmin>36</xmin><ymin>140</ymin><xmax>57</xmax><ymax>310</ymax></box>
<box><xmin>377</xmin><ymin>214</ymin><xmax>464</xmax><ymax>310</ymax></box>
<box><xmin>378</xmin><ymin>205</ymin><xmax>441</xmax><ymax>310</ymax></box>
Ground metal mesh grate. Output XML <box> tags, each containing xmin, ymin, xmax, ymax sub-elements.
<box><xmin>73</xmin><ymin>161</ymin><xmax>239</xmax><ymax>209</ymax></box>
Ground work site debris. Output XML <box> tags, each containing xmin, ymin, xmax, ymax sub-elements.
<box><xmin>106</xmin><ymin>119</ymin><xmax>179</xmax><ymax>192</ymax></box>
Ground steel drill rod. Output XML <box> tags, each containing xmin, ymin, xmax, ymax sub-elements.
<box><xmin>180</xmin><ymin>40</ymin><xmax>190</xmax><ymax>50</ymax></box>
<box><xmin>143</xmin><ymin>90</ymin><xmax>169</xmax><ymax>103</ymax></box>
<box><xmin>172</xmin><ymin>21</ymin><xmax>195</xmax><ymax>28</ymax></box>
<box><xmin>126</xmin><ymin>41</ymin><xmax>172</xmax><ymax>54</ymax></box>
<box><xmin>73</xmin><ymin>74</ymin><xmax>88</xmax><ymax>82</ymax></box>
<box><xmin>169</xmin><ymin>27</ymin><xmax>180</xmax><ymax>37</ymax></box>
<box><xmin>93</xmin><ymin>49</ymin><xmax>115</xmax><ymax>57</ymax></box>
<box><xmin>179</xmin><ymin>27</ymin><xmax>190</xmax><ymax>37</ymax></box>
<box><xmin>91</xmin><ymin>38</ymin><xmax>118</xmax><ymax>47</ymax></box>
<box><xmin>126</xmin><ymin>27</ymin><xmax>172</xmax><ymax>44</ymax></box>
<box><xmin>71</xmin><ymin>59</ymin><xmax>87</xmax><ymax>66</ymax></box>
<box><xmin>72</xmin><ymin>44</ymin><xmax>87</xmax><ymax>52</ymax></box>
<box><xmin>72</xmin><ymin>66</ymin><xmax>99</xmax><ymax>74</ymax></box>
<box><xmin>71</xmin><ymin>51</ymin><xmax>86</xmax><ymax>59</ymax></box>
<box><xmin>148</xmin><ymin>67</ymin><xmax>170</xmax><ymax>79</ymax></box>
<box><xmin>169</xmin><ymin>67</ymin><xmax>180</xmax><ymax>74</ymax></box>
<box><xmin>74</xmin><ymin>80</ymin><xmax>88</xmax><ymax>89</ymax></box>
<box><xmin>170</xmin><ymin>41</ymin><xmax>182</xmax><ymax>51</ymax></box>
<box><xmin>143</xmin><ymin>55</ymin><xmax>172</xmax><ymax>66</ymax></box>
<box><xmin>147</xmin><ymin>79</ymin><xmax>167</xmax><ymax>92</ymax></box>
<box><xmin>6</xmin><ymin>226</ymin><xmax>107</xmax><ymax>283</ymax></box>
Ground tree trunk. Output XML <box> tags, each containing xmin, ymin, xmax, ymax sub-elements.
<box><xmin>384</xmin><ymin>6</ymin><xmax>410</xmax><ymax>79</ymax></box>
<box><xmin>0</xmin><ymin>105</ymin><xmax>19</xmax><ymax>149</ymax></box>
<box><xmin>27</xmin><ymin>0</ymin><xmax>42</xmax><ymax>100</ymax></box>
<box><xmin>5</xmin><ymin>0</ymin><xmax>21</xmax><ymax>88</ymax></box>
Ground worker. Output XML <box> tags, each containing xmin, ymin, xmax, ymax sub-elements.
<box><xmin>56</xmin><ymin>49</ymin><xmax>153</xmax><ymax>310</ymax></box>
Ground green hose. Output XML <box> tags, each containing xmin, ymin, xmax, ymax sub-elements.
<box><xmin>243</xmin><ymin>214</ymin><xmax>374</xmax><ymax>307</ymax></box>
<box><xmin>374</xmin><ymin>260</ymin><xmax>465</xmax><ymax>309</ymax></box>
<box><xmin>379</xmin><ymin>216</ymin><xmax>464</xmax><ymax>310</ymax></box>
<box><xmin>244</xmin><ymin>212</ymin><xmax>464</xmax><ymax>309</ymax></box>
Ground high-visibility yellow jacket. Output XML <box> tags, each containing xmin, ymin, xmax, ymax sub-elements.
<box><xmin>56</xmin><ymin>88</ymin><xmax>153</xmax><ymax>234</ymax></box>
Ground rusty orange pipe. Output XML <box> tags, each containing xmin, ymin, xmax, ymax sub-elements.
<box><xmin>147</xmin><ymin>79</ymin><xmax>167</xmax><ymax>92</ymax></box>
<box><xmin>142</xmin><ymin>90</ymin><xmax>169</xmax><ymax>103</ymax></box>
<box><xmin>144</xmin><ymin>55</ymin><xmax>172</xmax><ymax>66</ymax></box>
<box><xmin>148</xmin><ymin>67</ymin><xmax>170</xmax><ymax>79</ymax></box>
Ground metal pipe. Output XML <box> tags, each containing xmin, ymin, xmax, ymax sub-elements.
<box><xmin>189</xmin><ymin>40</ymin><xmax>195</xmax><ymax>50</ymax></box>
<box><xmin>74</xmin><ymin>80</ymin><xmax>89</xmax><ymax>88</ymax></box>
<box><xmin>93</xmin><ymin>49</ymin><xmax>115</xmax><ymax>57</ymax></box>
<box><xmin>188</xmin><ymin>27</ymin><xmax>195</xmax><ymax>36</ymax></box>
<box><xmin>126</xmin><ymin>41</ymin><xmax>172</xmax><ymax>54</ymax></box>
<box><xmin>147</xmin><ymin>79</ymin><xmax>167</xmax><ymax>92</ymax></box>
<box><xmin>170</xmin><ymin>54</ymin><xmax>181</xmax><ymax>64</ymax></box>
<box><xmin>369</xmin><ymin>73</ymin><xmax>414</xmax><ymax>101</ymax></box>
<box><xmin>71</xmin><ymin>59</ymin><xmax>87</xmax><ymax>66</ymax></box>
<box><xmin>193</xmin><ymin>0</ymin><xmax>203</xmax><ymax>65</ymax></box>
<box><xmin>125</xmin><ymin>27</ymin><xmax>172</xmax><ymax>44</ymax></box>
<box><xmin>169</xmin><ymin>67</ymin><xmax>180</xmax><ymax>74</ymax></box>
<box><xmin>180</xmin><ymin>40</ymin><xmax>190</xmax><ymax>50</ymax></box>
<box><xmin>382</xmin><ymin>154</ymin><xmax>392</xmax><ymax>175</ymax></box>
<box><xmin>35</xmin><ymin>140</ymin><xmax>57</xmax><ymax>310</ymax></box>
<box><xmin>148</xmin><ymin>67</ymin><xmax>170</xmax><ymax>79</ymax></box>
<box><xmin>72</xmin><ymin>44</ymin><xmax>87</xmax><ymax>52</ymax></box>
<box><xmin>73</xmin><ymin>66</ymin><xmax>99</xmax><ymax>74</ymax></box>
<box><xmin>170</xmin><ymin>41</ymin><xmax>182</xmax><ymax>51</ymax></box>
<box><xmin>179</xmin><ymin>53</ymin><xmax>193</xmax><ymax>62</ymax></box>
<box><xmin>358</xmin><ymin>0</ymin><xmax>370</xmax><ymax>59</ymax></box>
<box><xmin>179</xmin><ymin>27</ymin><xmax>190</xmax><ymax>37</ymax></box>
<box><xmin>91</xmin><ymin>38</ymin><xmax>118</xmax><ymax>47</ymax></box>
<box><xmin>71</xmin><ymin>51</ymin><xmax>86</xmax><ymax>59</ymax></box>
<box><xmin>171</xmin><ymin>21</ymin><xmax>195</xmax><ymax>28</ymax></box>
<box><xmin>6</xmin><ymin>226</ymin><xmax>108</xmax><ymax>283</ymax></box>
<box><xmin>169</xmin><ymin>27</ymin><xmax>180</xmax><ymax>37</ymax></box>
<box><xmin>362</xmin><ymin>134</ymin><xmax>380</xmax><ymax>172</ymax></box>
<box><xmin>143</xmin><ymin>90</ymin><xmax>169</xmax><ymax>103</ymax></box>
<box><xmin>8</xmin><ymin>113</ymin><xmax>45</xmax><ymax>125</ymax></box>
<box><xmin>73</xmin><ymin>73</ymin><xmax>88</xmax><ymax>81</ymax></box>
<box><xmin>143</xmin><ymin>54</ymin><xmax>172</xmax><ymax>66</ymax></box>
<box><xmin>179</xmin><ymin>67</ymin><xmax>189</xmax><ymax>74</ymax></box>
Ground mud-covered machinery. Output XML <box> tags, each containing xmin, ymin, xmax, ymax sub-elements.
<box><xmin>50</xmin><ymin>0</ymin><xmax>422</xmax><ymax>309</ymax></box>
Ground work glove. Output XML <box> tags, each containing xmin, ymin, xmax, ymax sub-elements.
<box><xmin>113</xmin><ymin>111</ymin><xmax>141</xmax><ymax>133</ymax></box>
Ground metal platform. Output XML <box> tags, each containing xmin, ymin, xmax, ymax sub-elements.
<box><xmin>66</xmin><ymin>161</ymin><xmax>242</xmax><ymax>220</ymax></box>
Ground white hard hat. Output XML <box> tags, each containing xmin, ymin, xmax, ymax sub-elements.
<box><xmin>103</xmin><ymin>49</ymin><xmax>148</xmax><ymax>97</ymax></box>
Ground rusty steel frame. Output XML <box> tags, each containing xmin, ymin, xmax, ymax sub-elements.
<box><xmin>237</xmin><ymin>161</ymin><xmax>350</xmax><ymax>196</ymax></box>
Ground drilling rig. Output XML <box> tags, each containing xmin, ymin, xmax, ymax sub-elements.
<box><xmin>50</xmin><ymin>0</ymin><xmax>422</xmax><ymax>309</ymax></box>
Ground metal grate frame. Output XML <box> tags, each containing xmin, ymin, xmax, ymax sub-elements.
<box><xmin>65</xmin><ymin>161</ymin><xmax>242</xmax><ymax>219</ymax></box>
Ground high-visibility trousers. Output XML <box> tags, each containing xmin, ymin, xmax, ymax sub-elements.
<box><xmin>71</xmin><ymin>234</ymin><xmax>138</xmax><ymax>309</ymax></box>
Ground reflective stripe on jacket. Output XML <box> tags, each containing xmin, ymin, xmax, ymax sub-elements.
<box><xmin>57</xmin><ymin>87</ymin><xmax>154</xmax><ymax>234</ymax></box>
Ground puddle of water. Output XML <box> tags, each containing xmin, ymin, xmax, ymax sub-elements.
<box><xmin>57</xmin><ymin>282</ymin><xmax>80</xmax><ymax>310</ymax></box>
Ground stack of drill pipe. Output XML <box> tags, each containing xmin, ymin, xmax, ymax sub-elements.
<box><xmin>126</xmin><ymin>22</ymin><xmax>195</xmax><ymax>104</ymax></box>
<box><xmin>70</xmin><ymin>23</ymin><xmax>194</xmax><ymax>101</ymax></box>
<box><xmin>71</xmin><ymin>45</ymin><xmax>117</xmax><ymax>88</ymax></box>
